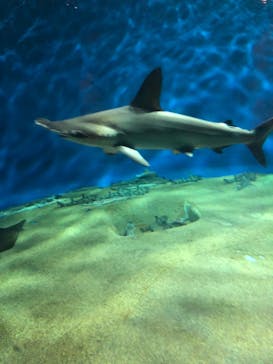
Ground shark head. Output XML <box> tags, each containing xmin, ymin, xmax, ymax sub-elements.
<box><xmin>35</xmin><ymin>68</ymin><xmax>163</xmax><ymax>166</ymax></box>
<box><xmin>35</xmin><ymin>116</ymin><xmax>122</xmax><ymax>146</ymax></box>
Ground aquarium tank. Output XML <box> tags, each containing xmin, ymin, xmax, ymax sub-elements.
<box><xmin>0</xmin><ymin>1</ymin><xmax>273</xmax><ymax>363</ymax></box>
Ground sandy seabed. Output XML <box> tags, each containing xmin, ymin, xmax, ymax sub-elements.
<box><xmin>0</xmin><ymin>173</ymin><xmax>273</xmax><ymax>364</ymax></box>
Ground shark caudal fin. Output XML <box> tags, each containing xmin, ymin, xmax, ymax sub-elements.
<box><xmin>247</xmin><ymin>117</ymin><xmax>273</xmax><ymax>166</ymax></box>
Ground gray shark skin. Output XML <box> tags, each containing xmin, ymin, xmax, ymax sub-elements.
<box><xmin>35</xmin><ymin>68</ymin><xmax>273</xmax><ymax>167</ymax></box>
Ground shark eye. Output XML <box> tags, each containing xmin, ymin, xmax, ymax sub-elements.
<box><xmin>70</xmin><ymin>130</ymin><xmax>88</xmax><ymax>138</ymax></box>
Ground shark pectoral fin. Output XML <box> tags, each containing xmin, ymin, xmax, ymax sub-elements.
<box><xmin>117</xmin><ymin>146</ymin><xmax>150</xmax><ymax>167</ymax></box>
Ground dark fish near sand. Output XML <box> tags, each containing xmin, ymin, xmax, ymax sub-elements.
<box><xmin>0</xmin><ymin>220</ymin><xmax>25</xmax><ymax>252</ymax></box>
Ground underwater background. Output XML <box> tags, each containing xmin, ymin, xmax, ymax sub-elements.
<box><xmin>1</xmin><ymin>0</ymin><xmax>273</xmax><ymax>209</ymax></box>
<box><xmin>1</xmin><ymin>2</ymin><xmax>273</xmax><ymax>363</ymax></box>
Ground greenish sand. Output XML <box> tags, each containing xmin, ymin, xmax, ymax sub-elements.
<box><xmin>0</xmin><ymin>174</ymin><xmax>273</xmax><ymax>363</ymax></box>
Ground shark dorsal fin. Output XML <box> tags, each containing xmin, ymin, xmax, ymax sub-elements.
<box><xmin>130</xmin><ymin>68</ymin><xmax>162</xmax><ymax>112</ymax></box>
<box><xmin>223</xmin><ymin>120</ymin><xmax>235</xmax><ymax>126</ymax></box>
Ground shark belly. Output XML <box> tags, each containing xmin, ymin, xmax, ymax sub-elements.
<box><xmin>121</xmin><ymin>110</ymin><xmax>254</xmax><ymax>150</ymax></box>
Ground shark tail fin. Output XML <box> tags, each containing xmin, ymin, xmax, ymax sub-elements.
<box><xmin>247</xmin><ymin>116</ymin><xmax>273</xmax><ymax>166</ymax></box>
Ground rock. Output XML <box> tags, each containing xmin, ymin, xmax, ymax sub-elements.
<box><xmin>183</xmin><ymin>201</ymin><xmax>201</xmax><ymax>222</ymax></box>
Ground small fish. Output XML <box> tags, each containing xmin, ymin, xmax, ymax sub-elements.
<box><xmin>0</xmin><ymin>220</ymin><xmax>25</xmax><ymax>252</ymax></box>
<box><xmin>35</xmin><ymin>68</ymin><xmax>273</xmax><ymax>167</ymax></box>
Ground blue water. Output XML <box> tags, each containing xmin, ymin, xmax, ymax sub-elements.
<box><xmin>1</xmin><ymin>0</ymin><xmax>273</xmax><ymax>209</ymax></box>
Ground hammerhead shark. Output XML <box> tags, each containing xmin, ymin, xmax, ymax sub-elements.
<box><xmin>35</xmin><ymin>68</ymin><xmax>273</xmax><ymax>167</ymax></box>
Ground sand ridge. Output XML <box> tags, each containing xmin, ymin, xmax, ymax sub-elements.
<box><xmin>0</xmin><ymin>173</ymin><xmax>273</xmax><ymax>363</ymax></box>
